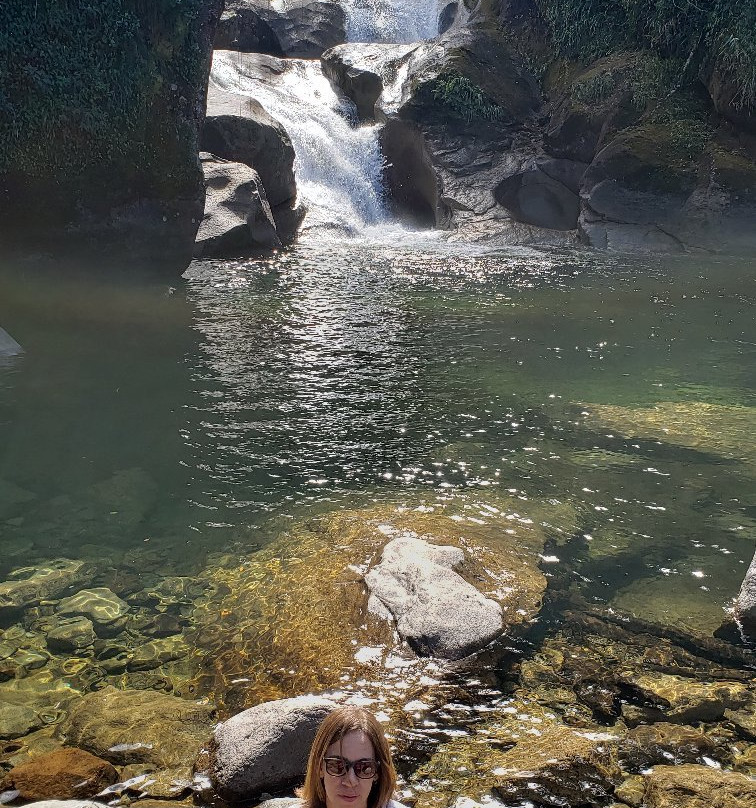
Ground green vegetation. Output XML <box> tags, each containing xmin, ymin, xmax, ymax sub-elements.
<box><xmin>428</xmin><ymin>72</ymin><xmax>505</xmax><ymax>123</ymax></box>
<box><xmin>537</xmin><ymin>0</ymin><xmax>756</xmax><ymax>108</ymax></box>
<box><xmin>0</xmin><ymin>0</ymin><xmax>207</xmax><ymax>192</ymax></box>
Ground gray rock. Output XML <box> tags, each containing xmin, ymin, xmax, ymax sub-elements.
<box><xmin>195</xmin><ymin>153</ymin><xmax>281</xmax><ymax>258</ymax></box>
<box><xmin>365</xmin><ymin>535</ymin><xmax>503</xmax><ymax>659</ymax></box>
<box><xmin>216</xmin><ymin>0</ymin><xmax>346</xmax><ymax>58</ymax></box>
<box><xmin>46</xmin><ymin>617</ymin><xmax>96</xmax><ymax>653</ymax></box>
<box><xmin>56</xmin><ymin>588</ymin><xmax>130</xmax><ymax>627</ymax></box>
<box><xmin>209</xmin><ymin>695</ymin><xmax>336</xmax><ymax>801</ymax></box>
<box><xmin>0</xmin><ymin>327</ymin><xmax>23</xmax><ymax>357</ymax></box>
<box><xmin>0</xmin><ymin>703</ymin><xmax>44</xmax><ymax>740</ymax></box>
<box><xmin>493</xmin><ymin>168</ymin><xmax>580</xmax><ymax>230</ymax></box>
<box><xmin>203</xmin><ymin>86</ymin><xmax>296</xmax><ymax>210</ymax></box>
<box><xmin>321</xmin><ymin>46</ymin><xmax>384</xmax><ymax>122</ymax></box>
<box><xmin>734</xmin><ymin>546</ymin><xmax>756</xmax><ymax>640</ymax></box>
<box><xmin>0</xmin><ymin>559</ymin><xmax>93</xmax><ymax>614</ymax></box>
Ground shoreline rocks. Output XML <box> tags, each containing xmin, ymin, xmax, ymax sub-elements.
<box><xmin>209</xmin><ymin>696</ymin><xmax>336</xmax><ymax>801</ymax></box>
<box><xmin>734</xmin><ymin>548</ymin><xmax>756</xmax><ymax>640</ymax></box>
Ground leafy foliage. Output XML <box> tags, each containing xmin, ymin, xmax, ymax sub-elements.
<box><xmin>537</xmin><ymin>0</ymin><xmax>756</xmax><ymax>108</ymax></box>
<box><xmin>0</xmin><ymin>0</ymin><xmax>207</xmax><ymax>191</ymax></box>
<box><xmin>429</xmin><ymin>72</ymin><xmax>505</xmax><ymax>123</ymax></box>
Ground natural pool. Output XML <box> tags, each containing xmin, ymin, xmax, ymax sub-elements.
<box><xmin>0</xmin><ymin>243</ymin><xmax>754</xmax><ymax>801</ymax></box>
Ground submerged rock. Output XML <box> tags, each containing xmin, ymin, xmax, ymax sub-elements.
<box><xmin>0</xmin><ymin>327</ymin><xmax>23</xmax><ymax>358</ymax></box>
<box><xmin>642</xmin><ymin>763</ymin><xmax>756</xmax><ymax>808</ymax></box>
<box><xmin>209</xmin><ymin>695</ymin><xmax>336</xmax><ymax>801</ymax></box>
<box><xmin>365</xmin><ymin>534</ymin><xmax>503</xmax><ymax>659</ymax></box>
<box><xmin>189</xmin><ymin>498</ymin><xmax>558</xmax><ymax>711</ymax></box>
<box><xmin>58</xmin><ymin>687</ymin><xmax>216</xmax><ymax>798</ymax></box>
<box><xmin>0</xmin><ymin>560</ymin><xmax>93</xmax><ymax>616</ymax></box>
<box><xmin>0</xmin><ymin>703</ymin><xmax>44</xmax><ymax>740</ymax></box>
<box><xmin>1</xmin><ymin>747</ymin><xmax>118</xmax><ymax>800</ymax></box>
<box><xmin>46</xmin><ymin>617</ymin><xmax>96</xmax><ymax>654</ymax></box>
<box><xmin>619</xmin><ymin>723</ymin><xmax>720</xmax><ymax>772</ymax></box>
<box><xmin>56</xmin><ymin>588</ymin><xmax>130</xmax><ymax>629</ymax></box>
<box><xmin>194</xmin><ymin>153</ymin><xmax>281</xmax><ymax>258</ymax></box>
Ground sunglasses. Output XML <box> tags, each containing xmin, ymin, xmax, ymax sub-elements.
<box><xmin>323</xmin><ymin>757</ymin><xmax>379</xmax><ymax>779</ymax></box>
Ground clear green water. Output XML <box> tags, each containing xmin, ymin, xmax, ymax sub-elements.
<box><xmin>1</xmin><ymin>244</ymin><xmax>754</xmax><ymax>633</ymax></box>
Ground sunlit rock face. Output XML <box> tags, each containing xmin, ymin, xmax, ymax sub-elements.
<box><xmin>735</xmin><ymin>549</ymin><xmax>756</xmax><ymax>640</ymax></box>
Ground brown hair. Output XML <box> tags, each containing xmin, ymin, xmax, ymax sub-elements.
<box><xmin>300</xmin><ymin>706</ymin><xmax>397</xmax><ymax>808</ymax></box>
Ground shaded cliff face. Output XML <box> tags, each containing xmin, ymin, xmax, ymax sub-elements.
<box><xmin>0</xmin><ymin>0</ymin><xmax>224</xmax><ymax>271</ymax></box>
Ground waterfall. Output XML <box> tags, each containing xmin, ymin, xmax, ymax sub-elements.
<box><xmin>343</xmin><ymin>0</ymin><xmax>446</xmax><ymax>43</ymax></box>
<box><xmin>209</xmin><ymin>2</ymin><xmax>452</xmax><ymax>238</ymax></box>
<box><xmin>210</xmin><ymin>52</ymin><xmax>388</xmax><ymax>235</ymax></box>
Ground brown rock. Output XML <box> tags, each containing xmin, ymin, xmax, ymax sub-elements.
<box><xmin>1</xmin><ymin>746</ymin><xmax>118</xmax><ymax>799</ymax></box>
<box><xmin>643</xmin><ymin>763</ymin><xmax>756</xmax><ymax>808</ymax></box>
<box><xmin>619</xmin><ymin>723</ymin><xmax>720</xmax><ymax>772</ymax></box>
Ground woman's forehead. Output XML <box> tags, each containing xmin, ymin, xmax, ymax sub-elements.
<box><xmin>326</xmin><ymin>729</ymin><xmax>375</xmax><ymax>756</ymax></box>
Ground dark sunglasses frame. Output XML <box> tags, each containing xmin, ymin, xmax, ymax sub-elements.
<box><xmin>323</xmin><ymin>756</ymin><xmax>380</xmax><ymax>779</ymax></box>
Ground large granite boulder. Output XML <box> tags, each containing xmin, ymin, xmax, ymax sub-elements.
<box><xmin>194</xmin><ymin>153</ymin><xmax>281</xmax><ymax>258</ymax></box>
<box><xmin>208</xmin><ymin>696</ymin><xmax>336</xmax><ymax>801</ymax></box>
<box><xmin>0</xmin><ymin>1</ymin><xmax>224</xmax><ymax>270</ymax></box>
<box><xmin>579</xmin><ymin>126</ymin><xmax>756</xmax><ymax>253</ymax></box>
<box><xmin>203</xmin><ymin>86</ymin><xmax>296</xmax><ymax>210</ymax></box>
<box><xmin>58</xmin><ymin>687</ymin><xmax>216</xmax><ymax>798</ymax></box>
<box><xmin>365</xmin><ymin>535</ymin><xmax>503</xmax><ymax>659</ymax></box>
<box><xmin>1</xmin><ymin>747</ymin><xmax>118</xmax><ymax>800</ymax></box>
<box><xmin>216</xmin><ymin>0</ymin><xmax>346</xmax><ymax>58</ymax></box>
<box><xmin>734</xmin><ymin>547</ymin><xmax>756</xmax><ymax>640</ymax></box>
<box><xmin>642</xmin><ymin>763</ymin><xmax>756</xmax><ymax>808</ymax></box>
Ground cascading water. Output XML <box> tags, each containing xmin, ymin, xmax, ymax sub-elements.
<box><xmin>211</xmin><ymin>52</ymin><xmax>387</xmax><ymax>235</ymax></box>
<box><xmin>343</xmin><ymin>0</ymin><xmax>446</xmax><ymax>43</ymax></box>
<box><xmin>209</xmin><ymin>1</ymin><xmax>451</xmax><ymax>238</ymax></box>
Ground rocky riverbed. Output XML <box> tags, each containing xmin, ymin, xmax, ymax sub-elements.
<box><xmin>0</xmin><ymin>477</ymin><xmax>754</xmax><ymax>807</ymax></box>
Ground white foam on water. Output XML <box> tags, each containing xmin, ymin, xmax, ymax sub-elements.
<box><xmin>343</xmin><ymin>0</ymin><xmax>446</xmax><ymax>43</ymax></box>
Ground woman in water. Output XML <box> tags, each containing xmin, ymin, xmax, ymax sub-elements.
<box><xmin>299</xmin><ymin>706</ymin><xmax>403</xmax><ymax>808</ymax></box>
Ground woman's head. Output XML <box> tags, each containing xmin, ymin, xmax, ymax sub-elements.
<box><xmin>301</xmin><ymin>706</ymin><xmax>397</xmax><ymax>808</ymax></box>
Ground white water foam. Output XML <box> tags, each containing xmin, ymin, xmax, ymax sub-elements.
<box><xmin>343</xmin><ymin>0</ymin><xmax>446</xmax><ymax>43</ymax></box>
<box><xmin>211</xmin><ymin>51</ymin><xmax>388</xmax><ymax>235</ymax></box>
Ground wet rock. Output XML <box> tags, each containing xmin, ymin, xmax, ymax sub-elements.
<box><xmin>0</xmin><ymin>704</ymin><xmax>44</xmax><ymax>740</ymax></box>
<box><xmin>46</xmin><ymin>618</ymin><xmax>96</xmax><ymax>654</ymax></box>
<box><xmin>59</xmin><ymin>686</ymin><xmax>216</xmax><ymax>798</ymax></box>
<box><xmin>623</xmin><ymin>673</ymin><xmax>750</xmax><ymax>724</ymax></box>
<box><xmin>413</xmin><ymin>707</ymin><xmax>621</xmax><ymax>808</ymax></box>
<box><xmin>0</xmin><ymin>328</ymin><xmax>23</xmax><ymax>359</ymax></box>
<box><xmin>56</xmin><ymin>589</ymin><xmax>129</xmax><ymax>629</ymax></box>
<box><xmin>195</xmin><ymin>153</ymin><xmax>281</xmax><ymax>258</ymax></box>
<box><xmin>190</xmin><ymin>499</ymin><xmax>558</xmax><ymax>709</ymax></box>
<box><xmin>146</xmin><ymin>613</ymin><xmax>184</xmax><ymax>638</ymax></box>
<box><xmin>1</xmin><ymin>747</ymin><xmax>118</xmax><ymax>800</ymax></box>
<box><xmin>615</xmin><ymin>774</ymin><xmax>645</xmax><ymax>807</ymax></box>
<box><xmin>726</xmin><ymin>708</ymin><xmax>756</xmax><ymax>742</ymax></box>
<box><xmin>734</xmin><ymin>547</ymin><xmax>756</xmax><ymax>640</ymax></box>
<box><xmin>733</xmin><ymin>744</ymin><xmax>756</xmax><ymax>776</ymax></box>
<box><xmin>321</xmin><ymin>45</ymin><xmax>385</xmax><ymax>121</ymax></box>
<box><xmin>0</xmin><ymin>560</ymin><xmax>92</xmax><ymax>615</ymax></box>
<box><xmin>582</xmin><ymin>402</ymin><xmax>756</xmax><ymax>470</ymax></box>
<box><xmin>203</xmin><ymin>84</ymin><xmax>297</xmax><ymax>211</ymax></box>
<box><xmin>128</xmin><ymin>636</ymin><xmax>190</xmax><ymax>671</ymax></box>
<box><xmin>619</xmin><ymin>723</ymin><xmax>720</xmax><ymax>772</ymax></box>
<box><xmin>10</xmin><ymin>803</ymin><xmax>104</xmax><ymax>808</ymax></box>
<box><xmin>209</xmin><ymin>695</ymin><xmax>336</xmax><ymax>800</ymax></box>
<box><xmin>642</xmin><ymin>763</ymin><xmax>756</xmax><ymax>808</ymax></box>
<box><xmin>365</xmin><ymin>535</ymin><xmax>503</xmax><ymax>659</ymax></box>
<box><xmin>492</xmin><ymin>724</ymin><xmax>622</xmax><ymax>807</ymax></box>
<box><xmin>216</xmin><ymin>0</ymin><xmax>346</xmax><ymax>58</ymax></box>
